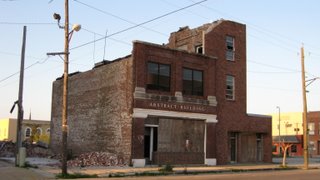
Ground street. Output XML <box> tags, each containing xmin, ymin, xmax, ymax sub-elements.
<box><xmin>0</xmin><ymin>160</ymin><xmax>49</xmax><ymax>180</ymax></box>
<box><xmin>108</xmin><ymin>169</ymin><xmax>320</xmax><ymax>180</ymax></box>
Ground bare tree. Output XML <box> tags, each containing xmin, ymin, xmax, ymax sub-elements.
<box><xmin>279</xmin><ymin>140</ymin><xmax>293</xmax><ymax>167</ymax></box>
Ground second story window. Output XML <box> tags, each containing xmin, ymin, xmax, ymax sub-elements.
<box><xmin>195</xmin><ymin>45</ymin><xmax>203</xmax><ymax>54</ymax></box>
<box><xmin>226</xmin><ymin>36</ymin><xmax>235</xmax><ymax>61</ymax></box>
<box><xmin>226</xmin><ymin>75</ymin><xmax>235</xmax><ymax>100</ymax></box>
<box><xmin>147</xmin><ymin>62</ymin><xmax>171</xmax><ymax>92</ymax></box>
<box><xmin>183</xmin><ymin>68</ymin><xmax>203</xmax><ymax>96</ymax></box>
<box><xmin>308</xmin><ymin>122</ymin><xmax>315</xmax><ymax>135</ymax></box>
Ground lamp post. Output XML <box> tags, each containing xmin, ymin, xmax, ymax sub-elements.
<box><xmin>47</xmin><ymin>0</ymin><xmax>81</xmax><ymax>175</ymax></box>
<box><xmin>276</xmin><ymin>106</ymin><xmax>281</xmax><ymax>154</ymax></box>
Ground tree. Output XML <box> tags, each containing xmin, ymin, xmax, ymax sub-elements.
<box><xmin>279</xmin><ymin>140</ymin><xmax>293</xmax><ymax>167</ymax></box>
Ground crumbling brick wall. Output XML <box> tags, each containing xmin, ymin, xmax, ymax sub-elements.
<box><xmin>50</xmin><ymin>57</ymin><xmax>133</xmax><ymax>162</ymax></box>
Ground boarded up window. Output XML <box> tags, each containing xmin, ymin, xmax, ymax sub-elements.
<box><xmin>158</xmin><ymin>118</ymin><xmax>204</xmax><ymax>153</ymax></box>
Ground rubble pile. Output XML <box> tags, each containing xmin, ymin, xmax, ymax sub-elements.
<box><xmin>67</xmin><ymin>152</ymin><xmax>128</xmax><ymax>167</ymax></box>
<box><xmin>0</xmin><ymin>141</ymin><xmax>15</xmax><ymax>157</ymax></box>
<box><xmin>0</xmin><ymin>140</ymin><xmax>52</xmax><ymax>158</ymax></box>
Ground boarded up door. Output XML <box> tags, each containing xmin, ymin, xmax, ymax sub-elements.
<box><xmin>240</xmin><ymin>133</ymin><xmax>257</xmax><ymax>163</ymax></box>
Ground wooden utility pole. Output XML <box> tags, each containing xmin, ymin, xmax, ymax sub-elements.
<box><xmin>15</xmin><ymin>26</ymin><xmax>27</xmax><ymax>166</ymax></box>
<box><xmin>301</xmin><ymin>45</ymin><xmax>309</xmax><ymax>169</ymax></box>
<box><xmin>61</xmin><ymin>0</ymin><xmax>69</xmax><ymax>175</ymax></box>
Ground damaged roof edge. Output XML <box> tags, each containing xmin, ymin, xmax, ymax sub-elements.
<box><xmin>93</xmin><ymin>54</ymin><xmax>132</xmax><ymax>69</ymax></box>
<box><xmin>133</xmin><ymin>40</ymin><xmax>218</xmax><ymax>60</ymax></box>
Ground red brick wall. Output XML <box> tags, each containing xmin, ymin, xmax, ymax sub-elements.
<box><xmin>167</xmin><ymin>20</ymin><xmax>272</xmax><ymax>164</ymax></box>
<box><xmin>307</xmin><ymin>111</ymin><xmax>320</xmax><ymax>156</ymax></box>
<box><xmin>133</xmin><ymin>41</ymin><xmax>216</xmax><ymax>98</ymax></box>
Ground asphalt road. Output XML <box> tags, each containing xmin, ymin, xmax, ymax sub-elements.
<box><xmin>0</xmin><ymin>160</ymin><xmax>49</xmax><ymax>180</ymax></box>
<box><xmin>105</xmin><ymin>169</ymin><xmax>320</xmax><ymax>180</ymax></box>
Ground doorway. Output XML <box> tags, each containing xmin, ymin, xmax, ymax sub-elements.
<box><xmin>144</xmin><ymin>126</ymin><xmax>158</xmax><ymax>163</ymax></box>
<box><xmin>229</xmin><ymin>132</ymin><xmax>237</xmax><ymax>163</ymax></box>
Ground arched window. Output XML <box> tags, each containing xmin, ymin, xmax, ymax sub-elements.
<box><xmin>25</xmin><ymin>127</ymin><xmax>31</xmax><ymax>138</ymax></box>
<box><xmin>46</xmin><ymin>128</ymin><xmax>50</xmax><ymax>135</ymax></box>
<box><xmin>36</xmin><ymin>127</ymin><xmax>42</xmax><ymax>135</ymax></box>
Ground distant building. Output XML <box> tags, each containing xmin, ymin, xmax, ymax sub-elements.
<box><xmin>271</xmin><ymin>111</ymin><xmax>320</xmax><ymax>156</ymax></box>
<box><xmin>0</xmin><ymin>118</ymin><xmax>50</xmax><ymax>143</ymax></box>
<box><xmin>50</xmin><ymin>19</ymin><xmax>272</xmax><ymax>167</ymax></box>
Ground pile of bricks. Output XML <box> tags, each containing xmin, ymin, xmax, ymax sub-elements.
<box><xmin>0</xmin><ymin>140</ymin><xmax>52</xmax><ymax>158</ymax></box>
<box><xmin>67</xmin><ymin>152</ymin><xmax>128</xmax><ymax>167</ymax></box>
<box><xmin>0</xmin><ymin>141</ymin><xmax>15</xmax><ymax>157</ymax></box>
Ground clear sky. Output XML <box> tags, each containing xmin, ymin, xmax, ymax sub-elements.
<box><xmin>1</xmin><ymin>0</ymin><xmax>320</xmax><ymax>120</ymax></box>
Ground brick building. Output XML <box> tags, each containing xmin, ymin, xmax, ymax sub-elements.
<box><xmin>271</xmin><ymin>111</ymin><xmax>320</xmax><ymax>157</ymax></box>
<box><xmin>50</xmin><ymin>19</ymin><xmax>272</xmax><ymax>167</ymax></box>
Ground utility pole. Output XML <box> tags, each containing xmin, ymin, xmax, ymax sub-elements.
<box><xmin>301</xmin><ymin>45</ymin><xmax>309</xmax><ymax>169</ymax></box>
<box><xmin>61</xmin><ymin>0</ymin><xmax>70</xmax><ymax>175</ymax></box>
<box><xmin>15</xmin><ymin>26</ymin><xmax>27</xmax><ymax>166</ymax></box>
<box><xmin>48</xmin><ymin>0</ymin><xmax>80</xmax><ymax>175</ymax></box>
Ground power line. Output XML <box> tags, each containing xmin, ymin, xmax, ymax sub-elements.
<box><xmin>0</xmin><ymin>57</ymin><xmax>50</xmax><ymax>83</ymax></box>
<box><xmin>70</xmin><ymin>0</ymin><xmax>207</xmax><ymax>50</ymax></box>
<box><xmin>81</xmin><ymin>27</ymin><xmax>131</xmax><ymax>46</ymax></box>
<box><xmin>0</xmin><ymin>22</ymin><xmax>55</xmax><ymax>25</ymax></box>
<box><xmin>73</xmin><ymin>0</ymin><xmax>168</xmax><ymax>37</ymax></box>
<box><xmin>188</xmin><ymin>0</ymin><xmax>309</xmax><ymax>53</ymax></box>
<box><xmin>248</xmin><ymin>59</ymin><xmax>300</xmax><ymax>73</ymax></box>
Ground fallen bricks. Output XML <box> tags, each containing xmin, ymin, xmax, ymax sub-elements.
<box><xmin>67</xmin><ymin>152</ymin><xmax>128</xmax><ymax>167</ymax></box>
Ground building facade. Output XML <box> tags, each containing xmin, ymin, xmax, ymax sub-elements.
<box><xmin>0</xmin><ymin>118</ymin><xmax>50</xmax><ymax>143</ymax></box>
<box><xmin>271</xmin><ymin>111</ymin><xmax>320</xmax><ymax>156</ymax></box>
<box><xmin>50</xmin><ymin>20</ymin><xmax>272</xmax><ymax>167</ymax></box>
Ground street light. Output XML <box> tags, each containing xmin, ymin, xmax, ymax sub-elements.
<box><xmin>47</xmin><ymin>2</ymin><xmax>81</xmax><ymax>175</ymax></box>
<box><xmin>276</xmin><ymin>106</ymin><xmax>281</xmax><ymax>154</ymax></box>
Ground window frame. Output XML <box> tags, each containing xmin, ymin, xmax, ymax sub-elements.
<box><xmin>195</xmin><ymin>44</ymin><xmax>203</xmax><ymax>54</ymax></box>
<box><xmin>146</xmin><ymin>61</ymin><xmax>171</xmax><ymax>92</ymax></box>
<box><xmin>25</xmin><ymin>127</ymin><xmax>31</xmax><ymax>138</ymax></box>
<box><xmin>182</xmin><ymin>68</ymin><xmax>204</xmax><ymax>96</ymax></box>
<box><xmin>36</xmin><ymin>127</ymin><xmax>42</xmax><ymax>135</ymax></box>
<box><xmin>226</xmin><ymin>75</ymin><xmax>235</xmax><ymax>100</ymax></box>
<box><xmin>226</xmin><ymin>35</ymin><xmax>235</xmax><ymax>61</ymax></box>
<box><xmin>308</xmin><ymin>122</ymin><xmax>315</xmax><ymax>135</ymax></box>
<box><xmin>46</xmin><ymin>128</ymin><xmax>50</xmax><ymax>135</ymax></box>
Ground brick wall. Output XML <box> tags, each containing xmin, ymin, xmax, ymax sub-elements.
<box><xmin>167</xmin><ymin>20</ymin><xmax>272</xmax><ymax>164</ymax></box>
<box><xmin>50</xmin><ymin>57</ymin><xmax>133</xmax><ymax>162</ymax></box>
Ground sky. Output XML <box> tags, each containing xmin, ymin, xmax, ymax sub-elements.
<box><xmin>0</xmin><ymin>0</ymin><xmax>320</xmax><ymax>120</ymax></box>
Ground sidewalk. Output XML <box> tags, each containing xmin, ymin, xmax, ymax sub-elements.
<box><xmin>1</xmin><ymin>157</ymin><xmax>319</xmax><ymax>179</ymax></box>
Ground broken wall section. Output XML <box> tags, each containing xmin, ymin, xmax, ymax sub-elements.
<box><xmin>50</xmin><ymin>57</ymin><xmax>133</xmax><ymax>162</ymax></box>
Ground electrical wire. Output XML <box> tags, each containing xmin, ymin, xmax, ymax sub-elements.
<box><xmin>73</xmin><ymin>0</ymin><xmax>168</xmax><ymax>37</ymax></box>
<box><xmin>0</xmin><ymin>22</ymin><xmax>55</xmax><ymax>25</ymax></box>
<box><xmin>70</xmin><ymin>0</ymin><xmax>207</xmax><ymax>50</ymax></box>
<box><xmin>0</xmin><ymin>56</ymin><xmax>50</xmax><ymax>83</ymax></box>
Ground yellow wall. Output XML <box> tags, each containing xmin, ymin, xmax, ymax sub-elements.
<box><xmin>0</xmin><ymin>118</ymin><xmax>10</xmax><ymax>141</ymax></box>
<box><xmin>0</xmin><ymin>118</ymin><xmax>50</xmax><ymax>143</ymax></box>
<box><xmin>271</xmin><ymin>112</ymin><xmax>303</xmax><ymax>137</ymax></box>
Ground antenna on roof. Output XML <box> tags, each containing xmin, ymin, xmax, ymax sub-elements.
<box><xmin>103</xmin><ymin>29</ymin><xmax>108</xmax><ymax>60</ymax></box>
<box><xmin>93</xmin><ymin>33</ymin><xmax>96</xmax><ymax>64</ymax></box>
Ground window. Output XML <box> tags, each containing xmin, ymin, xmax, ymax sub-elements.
<box><xmin>291</xmin><ymin>145</ymin><xmax>297</xmax><ymax>153</ymax></box>
<box><xmin>272</xmin><ymin>145</ymin><xmax>277</xmax><ymax>153</ymax></box>
<box><xmin>183</xmin><ymin>68</ymin><xmax>203</xmax><ymax>96</ymax></box>
<box><xmin>195</xmin><ymin>45</ymin><xmax>203</xmax><ymax>54</ymax></box>
<box><xmin>318</xmin><ymin>122</ymin><xmax>320</xmax><ymax>135</ymax></box>
<box><xmin>25</xmin><ymin>127</ymin><xmax>31</xmax><ymax>138</ymax></box>
<box><xmin>226</xmin><ymin>36</ymin><xmax>235</xmax><ymax>61</ymax></box>
<box><xmin>147</xmin><ymin>62</ymin><xmax>171</xmax><ymax>92</ymax></box>
<box><xmin>226</xmin><ymin>75</ymin><xmax>235</xmax><ymax>100</ymax></box>
<box><xmin>46</xmin><ymin>128</ymin><xmax>50</xmax><ymax>135</ymax></box>
<box><xmin>36</xmin><ymin>127</ymin><xmax>42</xmax><ymax>135</ymax></box>
<box><xmin>308</xmin><ymin>122</ymin><xmax>315</xmax><ymax>135</ymax></box>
